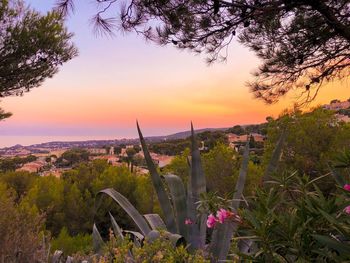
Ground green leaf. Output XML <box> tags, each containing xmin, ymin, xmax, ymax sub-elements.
<box><xmin>186</xmin><ymin>164</ymin><xmax>201</xmax><ymax>250</ymax></box>
<box><xmin>109</xmin><ymin>212</ymin><xmax>124</xmax><ymax>239</ymax></box>
<box><xmin>123</xmin><ymin>230</ymin><xmax>144</xmax><ymax>247</ymax></box>
<box><xmin>190</xmin><ymin>122</ymin><xmax>206</xmax><ymax>203</ymax></box>
<box><xmin>313</xmin><ymin>234</ymin><xmax>350</xmax><ymax>255</ymax></box>
<box><xmin>190</xmin><ymin>123</ymin><xmax>207</xmax><ymax>247</ymax></box>
<box><xmin>137</xmin><ymin>122</ymin><xmax>177</xmax><ymax>233</ymax></box>
<box><xmin>96</xmin><ymin>188</ymin><xmax>151</xmax><ymax>236</ymax></box>
<box><xmin>263</xmin><ymin>129</ymin><xmax>286</xmax><ymax>184</ymax></box>
<box><xmin>211</xmin><ymin>138</ymin><xmax>250</xmax><ymax>261</ymax></box>
<box><xmin>328</xmin><ymin>164</ymin><xmax>346</xmax><ymax>187</ymax></box>
<box><xmin>92</xmin><ymin>223</ymin><xmax>104</xmax><ymax>254</ymax></box>
<box><xmin>144</xmin><ymin>214</ymin><xmax>167</xmax><ymax>230</ymax></box>
<box><xmin>164</xmin><ymin>174</ymin><xmax>189</xmax><ymax>240</ymax></box>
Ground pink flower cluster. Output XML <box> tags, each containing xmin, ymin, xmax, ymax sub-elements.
<box><xmin>184</xmin><ymin>219</ymin><xmax>193</xmax><ymax>225</ymax></box>
<box><xmin>344</xmin><ymin>206</ymin><xmax>350</xmax><ymax>214</ymax></box>
<box><xmin>344</xmin><ymin>184</ymin><xmax>350</xmax><ymax>191</ymax></box>
<box><xmin>206</xmin><ymin>208</ymin><xmax>242</xmax><ymax>228</ymax></box>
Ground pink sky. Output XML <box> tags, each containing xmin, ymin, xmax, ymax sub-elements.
<box><xmin>0</xmin><ymin>1</ymin><xmax>349</xmax><ymax>144</ymax></box>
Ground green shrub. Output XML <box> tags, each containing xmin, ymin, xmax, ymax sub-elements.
<box><xmin>103</xmin><ymin>231</ymin><xmax>209</xmax><ymax>263</ymax></box>
<box><xmin>236</xmin><ymin>173</ymin><xmax>350</xmax><ymax>261</ymax></box>
<box><xmin>51</xmin><ymin>228</ymin><xmax>92</xmax><ymax>256</ymax></box>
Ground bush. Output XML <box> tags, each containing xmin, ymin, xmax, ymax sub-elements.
<box><xmin>51</xmin><ymin>228</ymin><xmax>92</xmax><ymax>256</ymax></box>
<box><xmin>103</xmin><ymin>231</ymin><xmax>209</xmax><ymax>263</ymax></box>
<box><xmin>0</xmin><ymin>183</ymin><xmax>46</xmax><ymax>262</ymax></box>
<box><xmin>236</xmin><ymin>173</ymin><xmax>350</xmax><ymax>261</ymax></box>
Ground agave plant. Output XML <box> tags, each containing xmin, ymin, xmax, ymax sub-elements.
<box><xmin>92</xmin><ymin>123</ymin><xmax>286</xmax><ymax>261</ymax></box>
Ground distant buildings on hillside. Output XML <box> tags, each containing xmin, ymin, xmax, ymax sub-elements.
<box><xmin>323</xmin><ymin>99</ymin><xmax>350</xmax><ymax>123</ymax></box>
<box><xmin>17</xmin><ymin>160</ymin><xmax>46</xmax><ymax>173</ymax></box>
<box><xmin>323</xmin><ymin>99</ymin><xmax>350</xmax><ymax>111</ymax></box>
<box><xmin>135</xmin><ymin>152</ymin><xmax>174</xmax><ymax>168</ymax></box>
<box><xmin>227</xmin><ymin>133</ymin><xmax>265</xmax><ymax>151</ymax></box>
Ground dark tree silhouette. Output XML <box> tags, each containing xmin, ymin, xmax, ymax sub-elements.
<box><xmin>0</xmin><ymin>107</ymin><xmax>11</xmax><ymax>121</ymax></box>
<box><xmin>0</xmin><ymin>0</ymin><xmax>77</xmax><ymax>97</ymax></box>
<box><xmin>57</xmin><ymin>0</ymin><xmax>349</xmax><ymax>103</ymax></box>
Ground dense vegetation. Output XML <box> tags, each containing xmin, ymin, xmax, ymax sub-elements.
<box><xmin>0</xmin><ymin>160</ymin><xmax>158</xmax><ymax>256</ymax></box>
<box><xmin>0</xmin><ymin>108</ymin><xmax>350</xmax><ymax>262</ymax></box>
<box><xmin>0</xmin><ymin>155</ymin><xmax>37</xmax><ymax>172</ymax></box>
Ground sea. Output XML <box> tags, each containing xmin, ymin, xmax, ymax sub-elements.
<box><xmin>0</xmin><ymin>135</ymin><xmax>120</xmax><ymax>148</ymax></box>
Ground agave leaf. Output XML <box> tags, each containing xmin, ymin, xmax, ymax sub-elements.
<box><xmin>93</xmin><ymin>223</ymin><xmax>104</xmax><ymax>254</ymax></box>
<box><xmin>146</xmin><ymin>230</ymin><xmax>161</xmax><ymax>241</ymax></box>
<box><xmin>328</xmin><ymin>163</ymin><xmax>346</xmax><ymax>187</ymax></box>
<box><xmin>211</xmin><ymin>138</ymin><xmax>250</xmax><ymax>260</ymax></box>
<box><xmin>109</xmin><ymin>212</ymin><xmax>124</xmax><ymax>239</ymax></box>
<box><xmin>263</xmin><ymin>128</ymin><xmax>287</xmax><ymax>184</ymax></box>
<box><xmin>137</xmin><ymin>122</ymin><xmax>177</xmax><ymax>233</ymax></box>
<box><xmin>144</xmin><ymin>214</ymin><xmax>166</xmax><ymax>230</ymax></box>
<box><xmin>185</xmin><ymin>162</ymin><xmax>201</xmax><ymax>249</ymax></box>
<box><xmin>145</xmin><ymin>230</ymin><xmax>186</xmax><ymax>247</ymax></box>
<box><xmin>190</xmin><ymin>123</ymin><xmax>207</xmax><ymax>247</ymax></box>
<box><xmin>164</xmin><ymin>174</ymin><xmax>189</xmax><ymax>240</ymax></box>
<box><xmin>51</xmin><ymin>250</ymin><xmax>64</xmax><ymax>263</ymax></box>
<box><xmin>165</xmin><ymin>232</ymin><xmax>186</xmax><ymax>247</ymax></box>
<box><xmin>190</xmin><ymin>122</ymin><xmax>206</xmax><ymax>203</ymax></box>
<box><xmin>123</xmin><ymin>230</ymin><xmax>144</xmax><ymax>247</ymax></box>
<box><xmin>313</xmin><ymin>234</ymin><xmax>350</xmax><ymax>255</ymax></box>
<box><xmin>109</xmin><ymin>213</ymin><xmax>135</xmax><ymax>259</ymax></box>
<box><xmin>96</xmin><ymin>188</ymin><xmax>151</xmax><ymax>236</ymax></box>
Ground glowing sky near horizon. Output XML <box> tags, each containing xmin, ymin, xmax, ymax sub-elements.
<box><xmin>0</xmin><ymin>1</ymin><xmax>349</xmax><ymax>141</ymax></box>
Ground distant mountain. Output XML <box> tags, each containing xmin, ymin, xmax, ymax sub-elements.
<box><xmin>148</xmin><ymin>127</ymin><xmax>229</xmax><ymax>141</ymax></box>
<box><xmin>0</xmin><ymin>127</ymin><xmax>230</xmax><ymax>152</ymax></box>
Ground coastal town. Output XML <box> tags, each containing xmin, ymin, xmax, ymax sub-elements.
<box><xmin>1</xmin><ymin>98</ymin><xmax>349</xmax><ymax>178</ymax></box>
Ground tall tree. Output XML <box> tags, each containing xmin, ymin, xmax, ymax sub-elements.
<box><xmin>57</xmin><ymin>0</ymin><xmax>349</xmax><ymax>103</ymax></box>
<box><xmin>0</xmin><ymin>0</ymin><xmax>77</xmax><ymax>97</ymax></box>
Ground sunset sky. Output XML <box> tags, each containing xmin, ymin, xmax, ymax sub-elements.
<box><xmin>0</xmin><ymin>1</ymin><xmax>349</xmax><ymax>146</ymax></box>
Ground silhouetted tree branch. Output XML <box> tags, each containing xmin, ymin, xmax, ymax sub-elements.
<box><xmin>57</xmin><ymin>0</ymin><xmax>349</xmax><ymax>103</ymax></box>
<box><xmin>0</xmin><ymin>0</ymin><xmax>77</xmax><ymax>97</ymax></box>
<box><xmin>0</xmin><ymin>107</ymin><xmax>12</xmax><ymax>121</ymax></box>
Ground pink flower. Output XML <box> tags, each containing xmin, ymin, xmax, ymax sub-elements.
<box><xmin>344</xmin><ymin>184</ymin><xmax>350</xmax><ymax>191</ymax></box>
<box><xmin>185</xmin><ymin>218</ymin><xmax>193</xmax><ymax>225</ymax></box>
<box><xmin>344</xmin><ymin>206</ymin><xmax>350</xmax><ymax>215</ymax></box>
<box><xmin>216</xmin><ymin>208</ymin><xmax>230</xmax><ymax>224</ymax></box>
<box><xmin>206</xmin><ymin>214</ymin><xmax>218</xmax><ymax>228</ymax></box>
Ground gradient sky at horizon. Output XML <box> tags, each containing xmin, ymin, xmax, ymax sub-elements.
<box><xmin>0</xmin><ymin>1</ymin><xmax>349</xmax><ymax>142</ymax></box>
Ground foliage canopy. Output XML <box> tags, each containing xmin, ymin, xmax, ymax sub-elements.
<box><xmin>0</xmin><ymin>0</ymin><xmax>77</xmax><ymax>97</ymax></box>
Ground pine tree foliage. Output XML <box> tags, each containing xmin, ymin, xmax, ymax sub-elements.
<box><xmin>0</xmin><ymin>0</ymin><xmax>77</xmax><ymax>97</ymax></box>
<box><xmin>57</xmin><ymin>0</ymin><xmax>349</xmax><ymax>103</ymax></box>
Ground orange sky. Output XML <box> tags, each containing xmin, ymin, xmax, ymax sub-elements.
<box><xmin>0</xmin><ymin>1</ymin><xmax>349</xmax><ymax>143</ymax></box>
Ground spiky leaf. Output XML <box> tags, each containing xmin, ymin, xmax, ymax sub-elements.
<box><xmin>92</xmin><ymin>224</ymin><xmax>104</xmax><ymax>254</ymax></box>
<box><xmin>211</xmin><ymin>137</ymin><xmax>250</xmax><ymax>260</ymax></box>
<box><xmin>144</xmin><ymin>214</ymin><xmax>167</xmax><ymax>230</ymax></box>
<box><xmin>329</xmin><ymin>164</ymin><xmax>346</xmax><ymax>187</ymax></box>
<box><xmin>313</xmin><ymin>234</ymin><xmax>350</xmax><ymax>255</ymax></box>
<box><xmin>137</xmin><ymin>122</ymin><xmax>177</xmax><ymax>233</ymax></box>
<box><xmin>96</xmin><ymin>188</ymin><xmax>151</xmax><ymax>236</ymax></box>
<box><xmin>263</xmin><ymin>128</ymin><xmax>286</xmax><ymax>184</ymax></box>
<box><xmin>190</xmin><ymin>123</ymin><xmax>207</xmax><ymax>247</ymax></box>
<box><xmin>109</xmin><ymin>212</ymin><xmax>124</xmax><ymax>239</ymax></box>
<box><xmin>164</xmin><ymin>174</ymin><xmax>188</xmax><ymax>240</ymax></box>
<box><xmin>186</xmin><ymin>159</ymin><xmax>201</xmax><ymax>249</ymax></box>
